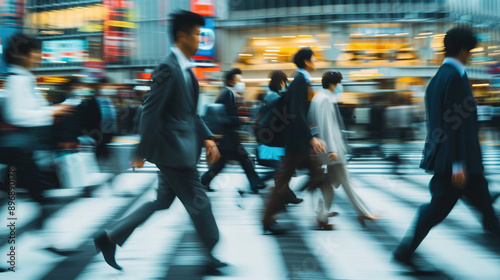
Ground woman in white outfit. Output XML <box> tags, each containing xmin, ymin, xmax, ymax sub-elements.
<box><xmin>308</xmin><ymin>70</ymin><xmax>378</xmax><ymax>229</ymax></box>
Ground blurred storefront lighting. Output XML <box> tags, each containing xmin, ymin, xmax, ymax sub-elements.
<box><xmin>472</xmin><ymin>84</ymin><xmax>490</xmax><ymax>87</ymax></box>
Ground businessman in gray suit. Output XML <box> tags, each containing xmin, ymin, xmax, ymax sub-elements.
<box><xmin>94</xmin><ymin>11</ymin><xmax>225</xmax><ymax>275</ymax></box>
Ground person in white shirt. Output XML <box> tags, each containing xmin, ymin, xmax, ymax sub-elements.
<box><xmin>308</xmin><ymin>70</ymin><xmax>378</xmax><ymax>230</ymax></box>
<box><xmin>0</xmin><ymin>33</ymin><xmax>70</xmax><ymax>229</ymax></box>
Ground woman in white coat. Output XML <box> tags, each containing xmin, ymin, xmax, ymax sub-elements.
<box><xmin>308</xmin><ymin>70</ymin><xmax>378</xmax><ymax>229</ymax></box>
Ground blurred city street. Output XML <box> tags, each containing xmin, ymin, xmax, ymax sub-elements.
<box><xmin>1</xmin><ymin>0</ymin><xmax>500</xmax><ymax>279</ymax></box>
<box><xmin>1</xmin><ymin>140</ymin><xmax>500</xmax><ymax>279</ymax></box>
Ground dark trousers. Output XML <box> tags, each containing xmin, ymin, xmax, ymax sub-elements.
<box><xmin>396</xmin><ymin>172</ymin><xmax>500</xmax><ymax>257</ymax></box>
<box><xmin>0</xmin><ymin>146</ymin><xmax>48</xmax><ymax>229</ymax></box>
<box><xmin>108</xmin><ymin>165</ymin><xmax>219</xmax><ymax>255</ymax></box>
<box><xmin>262</xmin><ymin>149</ymin><xmax>327</xmax><ymax>225</ymax></box>
<box><xmin>201</xmin><ymin>145</ymin><xmax>263</xmax><ymax>189</ymax></box>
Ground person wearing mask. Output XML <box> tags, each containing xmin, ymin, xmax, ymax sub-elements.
<box><xmin>93</xmin><ymin>77</ymin><xmax>118</xmax><ymax>162</ymax></box>
<box><xmin>201</xmin><ymin>68</ymin><xmax>266</xmax><ymax>193</ymax></box>
<box><xmin>255</xmin><ymin>70</ymin><xmax>288</xmax><ymax>182</ymax></box>
<box><xmin>261</xmin><ymin>48</ymin><xmax>327</xmax><ymax>234</ymax></box>
<box><xmin>93</xmin><ymin>11</ymin><xmax>225</xmax><ymax>275</ymax></box>
<box><xmin>0</xmin><ymin>33</ymin><xmax>71</xmax><ymax>229</ymax></box>
<box><xmin>394</xmin><ymin>27</ymin><xmax>500</xmax><ymax>271</ymax></box>
<box><xmin>308</xmin><ymin>70</ymin><xmax>378</xmax><ymax>230</ymax></box>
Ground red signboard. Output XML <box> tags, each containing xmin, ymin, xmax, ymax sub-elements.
<box><xmin>191</xmin><ymin>0</ymin><xmax>215</xmax><ymax>16</ymax></box>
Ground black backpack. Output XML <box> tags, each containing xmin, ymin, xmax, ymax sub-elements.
<box><xmin>254</xmin><ymin>94</ymin><xmax>289</xmax><ymax>147</ymax></box>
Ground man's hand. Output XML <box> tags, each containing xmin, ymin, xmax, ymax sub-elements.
<box><xmin>310</xmin><ymin>137</ymin><xmax>326</xmax><ymax>153</ymax></box>
<box><xmin>205</xmin><ymin>139</ymin><xmax>220</xmax><ymax>164</ymax></box>
<box><xmin>328</xmin><ymin>153</ymin><xmax>338</xmax><ymax>161</ymax></box>
<box><xmin>452</xmin><ymin>171</ymin><xmax>466</xmax><ymax>188</ymax></box>
<box><xmin>130</xmin><ymin>157</ymin><xmax>145</xmax><ymax>171</ymax></box>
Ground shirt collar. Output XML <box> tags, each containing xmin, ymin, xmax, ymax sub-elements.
<box><xmin>9</xmin><ymin>65</ymin><xmax>34</xmax><ymax>78</ymax></box>
<box><xmin>443</xmin><ymin>57</ymin><xmax>466</xmax><ymax>76</ymax></box>
<box><xmin>296</xmin><ymin>68</ymin><xmax>312</xmax><ymax>83</ymax></box>
<box><xmin>171</xmin><ymin>47</ymin><xmax>194</xmax><ymax>70</ymax></box>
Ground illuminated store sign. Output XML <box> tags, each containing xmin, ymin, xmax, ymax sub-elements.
<box><xmin>193</xmin><ymin>18</ymin><xmax>215</xmax><ymax>61</ymax></box>
<box><xmin>42</xmin><ymin>39</ymin><xmax>89</xmax><ymax>63</ymax></box>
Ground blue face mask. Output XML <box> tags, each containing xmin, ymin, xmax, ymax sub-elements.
<box><xmin>334</xmin><ymin>84</ymin><xmax>344</xmax><ymax>94</ymax></box>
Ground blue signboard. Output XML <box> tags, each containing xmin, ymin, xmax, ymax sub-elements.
<box><xmin>194</xmin><ymin>18</ymin><xmax>215</xmax><ymax>60</ymax></box>
<box><xmin>0</xmin><ymin>27</ymin><xmax>22</xmax><ymax>74</ymax></box>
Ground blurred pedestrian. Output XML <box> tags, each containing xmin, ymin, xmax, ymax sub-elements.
<box><xmin>394</xmin><ymin>27</ymin><xmax>500</xmax><ymax>271</ymax></box>
<box><xmin>254</xmin><ymin>70</ymin><xmax>288</xmax><ymax>182</ymax></box>
<box><xmin>93</xmin><ymin>77</ymin><xmax>118</xmax><ymax>162</ymax></box>
<box><xmin>93</xmin><ymin>11</ymin><xmax>226</xmax><ymax>275</ymax></box>
<box><xmin>0</xmin><ymin>33</ymin><xmax>71</xmax><ymax>229</ymax></box>
<box><xmin>308</xmin><ymin>70</ymin><xmax>378</xmax><ymax>230</ymax></box>
<box><xmin>201</xmin><ymin>68</ymin><xmax>266</xmax><ymax>193</ymax></box>
<box><xmin>262</xmin><ymin>48</ymin><xmax>327</xmax><ymax>234</ymax></box>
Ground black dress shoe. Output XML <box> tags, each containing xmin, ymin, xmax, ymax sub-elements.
<box><xmin>286</xmin><ymin>197</ymin><xmax>303</xmax><ymax>204</ymax></box>
<box><xmin>255</xmin><ymin>184</ymin><xmax>266</xmax><ymax>189</ymax></box>
<box><xmin>203</xmin><ymin>256</ymin><xmax>228</xmax><ymax>275</ymax></box>
<box><xmin>93</xmin><ymin>231</ymin><xmax>122</xmax><ymax>270</ymax></box>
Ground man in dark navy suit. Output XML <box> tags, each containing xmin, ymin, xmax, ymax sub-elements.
<box><xmin>261</xmin><ymin>48</ymin><xmax>327</xmax><ymax>234</ymax></box>
<box><xmin>394</xmin><ymin>27</ymin><xmax>500</xmax><ymax>270</ymax></box>
<box><xmin>201</xmin><ymin>68</ymin><xmax>265</xmax><ymax>193</ymax></box>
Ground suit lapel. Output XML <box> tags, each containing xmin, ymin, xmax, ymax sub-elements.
<box><xmin>167</xmin><ymin>53</ymin><xmax>195</xmax><ymax>110</ymax></box>
<box><xmin>188</xmin><ymin>68</ymin><xmax>199</xmax><ymax>105</ymax></box>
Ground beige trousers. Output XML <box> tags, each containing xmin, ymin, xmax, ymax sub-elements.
<box><xmin>315</xmin><ymin>164</ymin><xmax>374</xmax><ymax>222</ymax></box>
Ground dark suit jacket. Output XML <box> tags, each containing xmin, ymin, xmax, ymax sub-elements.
<box><xmin>285</xmin><ymin>71</ymin><xmax>314</xmax><ymax>154</ymax></box>
<box><xmin>420</xmin><ymin>63</ymin><xmax>483</xmax><ymax>174</ymax></box>
<box><xmin>203</xmin><ymin>103</ymin><xmax>234</xmax><ymax>150</ymax></box>
<box><xmin>137</xmin><ymin>52</ymin><xmax>213</xmax><ymax>168</ymax></box>
<box><xmin>214</xmin><ymin>88</ymin><xmax>241</xmax><ymax>150</ymax></box>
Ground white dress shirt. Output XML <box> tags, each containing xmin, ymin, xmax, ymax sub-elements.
<box><xmin>442</xmin><ymin>57</ymin><xmax>466</xmax><ymax>77</ymax></box>
<box><xmin>296</xmin><ymin>68</ymin><xmax>312</xmax><ymax>83</ymax></box>
<box><xmin>171</xmin><ymin>46</ymin><xmax>195</xmax><ymax>87</ymax></box>
<box><xmin>1</xmin><ymin>65</ymin><xmax>53</xmax><ymax>127</ymax></box>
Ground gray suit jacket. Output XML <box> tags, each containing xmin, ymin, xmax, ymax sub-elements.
<box><xmin>137</xmin><ymin>52</ymin><xmax>213</xmax><ymax>168</ymax></box>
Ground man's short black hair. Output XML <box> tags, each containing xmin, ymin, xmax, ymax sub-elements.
<box><xmin>293</xmin><ymin>48</ymin><xmax>314</xmax><ymax>69</ymax></box>
<box><xmin>224</xmin><ymin>68</ymin><xmax>242</xmax><ymax>86</ymax></box>
<box><xmin>444</xmin><ymin>27</ymin><xmax>478</xmax><ymax>57</ymax></box>
<box><xmin>268</xmin><ymin>70</ymin><xmax>288</xmax><ymax>92</ymax></box>
<box><xmin>4</xmin><ymin>33</ymin><xmax>41</xmax><ymax>66</ymax></box>
<box><xmin>322</xmin><ymin>70</ymin><xmax>343</xmax><ymax>89</ymax></box>
<box><xmin>170</xmin><ymin>10</ymin><xmax>205</xmax><ymax>43</ymax></box>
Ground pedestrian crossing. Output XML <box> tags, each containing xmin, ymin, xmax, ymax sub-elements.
<box><xmin>1</xmin><ymin>165</ymin><xmax>500</xmax><ymax>279</ymax></box>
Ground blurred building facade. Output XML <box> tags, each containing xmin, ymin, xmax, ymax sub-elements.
<box><xmin>21</xmin><ymin>0</ymin><xmax>196</xmax><ymax>83</ymax></box>
<box><xmin>212</xmin><ymin>0</ymin><xmax>500</xmax><ymax>103</ymax></box>
<box><xmin>0</xmin><ymin>0</ymin><xmax>26</xmax><ymax>73</ymax></box>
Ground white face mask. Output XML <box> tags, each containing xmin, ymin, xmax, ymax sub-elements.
<box><xmin>334</xmin><ymin>84</ymin><xmax>344</xmax><ymax>94</ymax></box>
<box><xmin>99</xmin><ymin>89</ymin><xmax>117</xmax><ymax>96</ymax></box>
<box><xmin>73</xmin><ymin>88</ymin><xmax>93</xmax><ymax>96</ymax></box>
<box><xmin>233</xmin><ymin>82</ymin><xmax>246</xmax><ymax>93</ymax></box>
